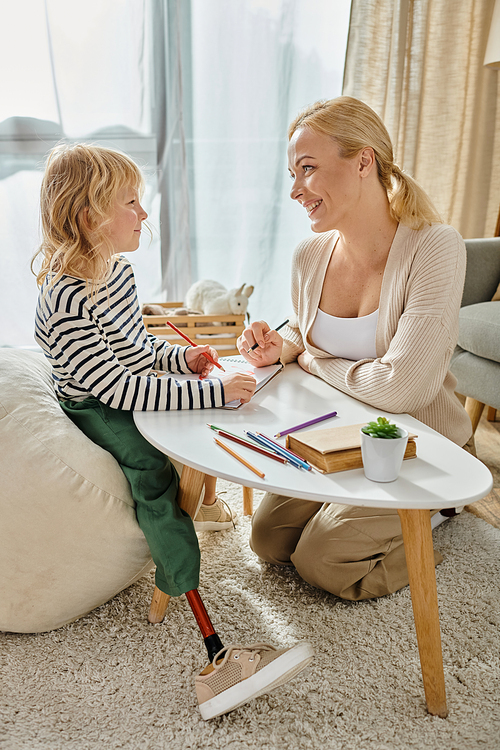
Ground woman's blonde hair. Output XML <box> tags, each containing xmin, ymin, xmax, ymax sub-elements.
<box><xmin>32</xmin><ymin>142</ymin><xmax>145</xmax><ymax>291</ymax></box>
<box><xmin>288</xmin><ymin>96</ymin><xmax>441</xmax><ymax>230</ymax></box>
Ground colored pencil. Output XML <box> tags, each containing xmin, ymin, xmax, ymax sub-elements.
<box><xmin>244</xmin><ymin>431</ymin><xmax>310</xmax><ymax>471</ymax></box>
<box><xmin>256</xmin><ymin>431</ymin><xmax>313</xmax><ymax>470</ymax></box>
<box><xmin>166</xmin><ymin>320</ymin><xmax>225</xmax><ymax>371</ymax></box>
<box><xmin>246</xmin><ymin>319</ymin><xmax>289</xmax><ymax>353</ymax></box>
<box><xmin>207</xmin><ymin>425</ymin><xmax>288</xmax><ymax>464</ymax></box>
<box><xmin>274</xmin><ymin>410</ymin><xmax>338</xmax><ymax>438</ymax></box>
<box><xmin>214</xmin><ymin>437</ymin><xmax>265</xmax><ymax>478</ymax></box>
<box><xmin>256</xmin><ymin>431</ymin><xmax>309</xmax><ymax>462</ymax></box>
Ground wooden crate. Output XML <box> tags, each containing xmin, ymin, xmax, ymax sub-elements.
<box><xmin>142</xmin><ymin>301</ymin><xmax>245</xmax><ymax>356</ymax></box>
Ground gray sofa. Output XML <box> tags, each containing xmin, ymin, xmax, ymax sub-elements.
<box><xmin>450</xmin><ymin>237</ymin><xmax>500</xmax><ymax>432</ymax></box>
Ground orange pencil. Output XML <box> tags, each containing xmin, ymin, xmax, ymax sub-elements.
<box><xmin>214</xmin><ymin>437</ymin><xmax>265</xmax><ymax>478</ymax></box>
<box><xmin>166</xmin><ymin>320</ymin><xmax>225</xmax><ymax>372</ymax></box>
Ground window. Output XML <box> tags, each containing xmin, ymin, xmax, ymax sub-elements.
<box><xmin>0</xmin><ymin>0</ymin><xmax>351</xmax><ymax>346</ymax></box>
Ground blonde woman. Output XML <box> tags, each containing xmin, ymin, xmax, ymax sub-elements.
<box><xmin>33</xmin><ymin>143</ymin><xmax>314</xmax><ymax>719</ymax></box>
<box><xmin>238</xmin><ymin>96</ymin><xmax>473</xmax><ymax>601</ymax></box>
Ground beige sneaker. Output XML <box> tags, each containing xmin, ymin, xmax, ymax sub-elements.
<box><xmin>195</xmin><ymin>641</ymin><xmax>314</xmax><ymax>720</ymax></box>
<box><xmin>193</xmin><ymin>495</ymin><xmax>236</xmax><ymax>532</ymax></box>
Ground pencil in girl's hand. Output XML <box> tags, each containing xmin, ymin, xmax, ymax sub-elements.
<box><xmin>166</xmin><ymin>320</ymin><xmax>225</xmax><ymax>371</ymax></box>
<box><xmin>246</xmin><ymin>319</ymin><xmax>289</xmax><ymax>352</ymax></box>
<box><xmin>214</xmin><ymin>437</ymin><xmax>265</xmax><ymax>478</ymax></box>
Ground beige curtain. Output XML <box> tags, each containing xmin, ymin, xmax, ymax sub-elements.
<box><xmin>343</xmin><ymin>0</ymin><xmax>500</xmax><ymax>238</ymax></box>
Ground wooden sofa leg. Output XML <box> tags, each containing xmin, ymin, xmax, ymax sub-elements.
<box><xmin>465</xmin><ymin>398</ymin><xmax>485</xmax><ymax>434</ymax></box>
<box><xmin>487</xmin><ymin>406</ymin><xmax>497</xmax><ymax>422</ymax></box>
<box><xmin>243</xmin><ymin>486</ymin><xmax>253</xmax><ymax>515</ymax></box>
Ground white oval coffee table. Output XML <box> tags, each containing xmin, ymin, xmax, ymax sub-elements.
<box><xmin>135</xmin><ymin>364</ymin><xmax>493</xmax><ymax>717</ymax></box>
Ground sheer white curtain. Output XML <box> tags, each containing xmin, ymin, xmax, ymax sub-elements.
<box><xmin>0</xmin><ymin>0</ymin><xmax>351</xmax><ymax>346</ymax></box>
<box><xmin>187</xmin><ymin>0</ymin><xmax>351</xmax><ymax>324</ymax></box>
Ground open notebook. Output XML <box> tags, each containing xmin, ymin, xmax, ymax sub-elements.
<box><xmin>159</xmin><ymin>356</ymin><xmax>283</xmax><ymax>408</ymax></box>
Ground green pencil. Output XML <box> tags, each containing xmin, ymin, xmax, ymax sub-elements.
<box><xmin>207</xmin><ymin>423</ymin><xmax>258</xmax><ymax>445</ymax></box>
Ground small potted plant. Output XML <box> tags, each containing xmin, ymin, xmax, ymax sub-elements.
<box><xmin>360</xmin><ymin>417</ymin><xmax>409</xmax><ymax>482</ymax></box>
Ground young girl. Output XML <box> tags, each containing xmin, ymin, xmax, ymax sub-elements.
<box><xmin>32</xmin><ymin>143</ymin><xmax>313</xmax><ymax>720</ymax></box>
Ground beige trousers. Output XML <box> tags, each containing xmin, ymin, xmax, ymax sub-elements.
<box><xmin>249</xmin><ymin>435</ymin><xmax>476</xmax><ymax>601</ymax></box>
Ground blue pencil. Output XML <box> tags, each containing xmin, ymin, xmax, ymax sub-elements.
<box><xmin>245</xmin><ymin>430</ymin><xmax>311</xmax><ymax>471</ymax></box>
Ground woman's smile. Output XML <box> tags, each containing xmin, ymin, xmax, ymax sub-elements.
<box><xmin>305</xmin><ymin>199</ymin><xmax>323</xmax><ymax>216</ymax></box>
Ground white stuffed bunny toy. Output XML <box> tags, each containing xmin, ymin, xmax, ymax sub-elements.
<box><xmin>185</xmin><ymin>280</ymin><xmax>254</xmax><ymax>319</ymax></box>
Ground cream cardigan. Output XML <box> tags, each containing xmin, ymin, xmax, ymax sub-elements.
<box><xmin>280</xmin><ymin>222</ymin><xmax>472</xmax><ymax>446</ymax></box>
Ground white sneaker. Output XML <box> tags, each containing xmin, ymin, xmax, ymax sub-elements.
<box><xmin>193</xmin><ymin>495</ymin><xmax>236</xmax><ymax>532</ymax></box>
<box><xmin>195</xmin><ymin>641</ymin><xmax>314</xmax><ymax>720</ymax></box>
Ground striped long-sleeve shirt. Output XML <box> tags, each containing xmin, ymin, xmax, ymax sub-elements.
<box><xmin>279</xmin><ymin>222</ymin><xmax>472</xmax><ymax>447</ymax></box>
<box><xmin>35</xmin><ymin>258</ymin><xmax>225</xmax><ymax>410</ymax></box>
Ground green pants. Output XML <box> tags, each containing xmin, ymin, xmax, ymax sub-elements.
<box><xmin>61</xmin><ymin>397</ymin><xmax>200</xmax><ymax>597</ymax></box>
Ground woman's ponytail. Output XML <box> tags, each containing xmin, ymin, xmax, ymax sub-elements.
<box><xmin>389</xmin><ymin>164</ymin><xmax>442</xmax><ymax>230</ymax></box>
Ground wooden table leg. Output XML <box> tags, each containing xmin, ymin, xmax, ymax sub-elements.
<box><xmin>243</xmin><ymin>486</ymin><xmax>253</xmax><ymax>515</ymax></box>
<box><xmin>398</xmin><ymin>509</ymin><xmax>448</xmax><ymax>717</ymax></box>
<box><xmin>148</xmin><ymin>466</ymin><xmax>206</xmax><ymax>624</ymax></box>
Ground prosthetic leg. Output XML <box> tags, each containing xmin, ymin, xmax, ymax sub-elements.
<box><xmin>186</xmin><ymin>589</ymin><xmax>224</xmax><ymax>661</ymax></box>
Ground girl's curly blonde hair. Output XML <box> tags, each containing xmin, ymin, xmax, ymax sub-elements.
<box><xmin>32</xmin><ymin>143</ymin><xmax>145</xmax><ymax>291</ymax></box>
<box><xmin>288</xmin><ymin>96</ymin><xmax>442</xmax><ymax>231</ymax></box>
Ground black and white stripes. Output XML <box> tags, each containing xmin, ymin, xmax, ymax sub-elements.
<box><xmin>35</xmin><ymin>258</ymin><xmax>225</xmax><ymax>411</ymax></box>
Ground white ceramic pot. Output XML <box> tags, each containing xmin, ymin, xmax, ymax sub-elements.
<box><xmin>360</xmin><ymin>427</ymin><xmax>409</xmax><ymax>482</ymax></box>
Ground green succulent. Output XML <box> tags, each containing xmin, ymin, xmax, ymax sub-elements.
<box><xmin>361</xmin><ymin>417</ymin><xmax>401</xmax><ymax>439</ymax></box>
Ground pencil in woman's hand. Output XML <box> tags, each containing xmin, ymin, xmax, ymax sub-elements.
<box><xmin>166</xmin><ymin>320</ymin><xmax>225</xmax><ymax>371</ymax></box>
<box><xmin>247</xmin><ymin>319</ymin><xmax>289</xmax><ymax>353</ymax></box>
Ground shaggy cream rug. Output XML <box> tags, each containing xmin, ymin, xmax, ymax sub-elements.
<box><xmin>1</xmin><ymin>480</ymin><xmax>500</xmax><ymax>750</ymax></box>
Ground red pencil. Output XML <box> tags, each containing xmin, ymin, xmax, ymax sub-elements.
<box><xmin>166</xmin><ymin>320</ymin><xmax>225</xmax><ymax>372</ymax></box>
<box><xmin>210</xmin><ymin>427</ymin><xmax>288</xmax><ymax>464</ymax></box>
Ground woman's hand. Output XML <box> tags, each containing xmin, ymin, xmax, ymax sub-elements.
<box><xmin>298</xmin><ymin>350</ymin><xmax>314</xmax><ymax>373</ymax></box>
<box><xmin>185</xmin><ymin>345</ymin><xmax>218</xmax><ymax>379</ymax></box>
<box><xmin>237</xmin><ymin>320</ymin><xmax>283</xmax><ymax>367</ymax></box>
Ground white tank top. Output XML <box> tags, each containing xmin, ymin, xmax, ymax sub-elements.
<box><xmin>310</xmin><ymin>307</ymin><xmax>379</xmax><ymax>361</ymax></box>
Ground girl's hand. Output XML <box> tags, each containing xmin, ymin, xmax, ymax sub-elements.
<box><xmin>298</xmin><ymin>350</ymin><xmax>314</xmax><ymax>373</ymax></box>
<box><xmin>185</xmin><ymin>345</ymin><xmax>219</xmax><ymax>378</ymax></box>
<box><xmin>220</xmin><ymin>370</ymin><xmax>257</xmax><ymax>404</ymax></box>
<box><xmin>237</xmin><ymin>320</ymin><xmax>283</xmax><ymax>367</ymax></box>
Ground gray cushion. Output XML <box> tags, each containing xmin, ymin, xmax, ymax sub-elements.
<box><xmin>462</xmin><ymin>238</ymin><xmax>500</xmax><ymax>307</ymax></box>
<box><xmin>451</xmin><ymin>347</ymin><xmax>500</xmax><ymax>410</ymax></box>
<box><xmin>457</xmin><ymin>301</ymin><xmax>500</xmax><ymax>364</ymax></box>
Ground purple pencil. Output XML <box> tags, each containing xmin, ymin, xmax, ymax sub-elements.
<box><xmin>274</xmin><ymin>410</ymin><xmax>338</xmax><ymax>438</ymax></box>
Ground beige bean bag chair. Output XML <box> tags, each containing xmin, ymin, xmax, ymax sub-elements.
<box><xmin>0</xmin><ymin>348</ymin><xmax>154</xmax><ymax>633</ymax></box>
